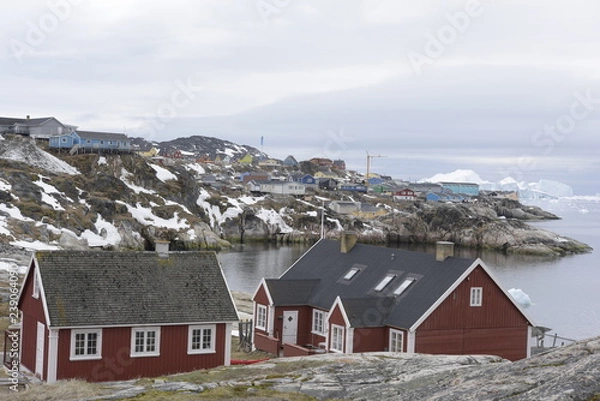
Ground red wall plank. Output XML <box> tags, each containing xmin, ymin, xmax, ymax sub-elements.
<box><xmin>56</xmin><ymin>324</ymin><xmax>229</xmax><ymax>382</ymax></box>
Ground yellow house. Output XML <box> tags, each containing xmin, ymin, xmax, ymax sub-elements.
<box><xmin>137</xmin><ymin>147</ymin><xmax>159</xmax><ymax>158</ymax></box>
<box><xmin>314</xmin><ymin>171</ymin><xmax>339</xmax><ymax>179</ymax></box>
<box><xmin>238</xmin><ymin>154</ymin><xmax>254</xmax><ymax>164</ymax></box>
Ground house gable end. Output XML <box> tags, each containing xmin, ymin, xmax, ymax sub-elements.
<box><xmin>18</xmin><ymin>256</ymin><xmax>52</xmax><ymax>327</ymax></box>
<box><xmin>328</xmin><ymin>297</ymin><xmax>351</xmax><ymax>328</ymax></box>
<box><xmin>252</xmin><ymin>279</ymin><xmax>273</xmax><ymax>306</ymax></box>
<box><xmin>410</xmin><ymin>259</ymin><xmax>534</xmax><ymax>332</ymax></box>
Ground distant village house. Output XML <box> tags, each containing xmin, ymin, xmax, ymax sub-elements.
<box><xmin>0</xmin><ymin>116</ymin><xmax>77</xmax><ymax>139</ymax></box>
<box><xmin>49</xmin><ymin>131</ymin><xmax>131</xmax><ymax>153</ymax></box>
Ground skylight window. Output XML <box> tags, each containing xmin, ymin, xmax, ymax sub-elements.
<box><xmin>343</xmin><ymin>267</ymin><xmax>360</xmax><ymax>280</ymax></box>
<box><xmin>393</xmin><ymin>278</ymin><xmax>416</xmax><ymax>296</ymax></box>
<box><xmin>374</xmin><ymin>274</ymin><xmax>396</xmax><ymax>292</ymax></box>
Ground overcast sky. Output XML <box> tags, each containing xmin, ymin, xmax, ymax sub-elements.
<box><xmin>2</xmin><ymin>0</ymin><xmax>599</xmax><ymax>194</ymax></box>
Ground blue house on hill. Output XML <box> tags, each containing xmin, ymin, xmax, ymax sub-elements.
<box><xmin>49</xmin><ymin>131</ymin><xmax>131</xmax><ymax>153</ymax></box>
<box><xmin>340</xmin><ymin>183</ymin><xmax>368</xmax><ymax>193</ymax></box>
<box><xmin>439</xmin><ymin>182</ymin><xmax>480</xmax><ymax>197</ymax></box>
<box><xmin>291</xmin><ymin>173</ymin><xmax>316</xmax><ymax>185</ymax></box>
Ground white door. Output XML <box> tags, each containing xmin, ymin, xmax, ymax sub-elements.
<box><xmin>282</xmin><ymin>311</ymin><xmax>298</xmax><ymax>344</ymax></box>
<box><xmin>35</xmin><ymin>322</ymin><xmax>45</xmax><ymax>378</ymax></box>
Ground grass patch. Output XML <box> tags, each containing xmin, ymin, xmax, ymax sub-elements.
<box><xmin>5</xmin><ymin>379</ymin><xmax>106</xmax><ymax>401</ymax></box>
<box><xmin>121</xmin><ymin>386</ymin><xmax>319</xmax><ymax>401</ymax></box>
<box><xmin>173</xmin><ymin>359</ymin><xmax>328</xmax><ymax>386</ymax></box>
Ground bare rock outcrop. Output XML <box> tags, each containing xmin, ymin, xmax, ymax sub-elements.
<box><xmin>270</xmin><ymin>337</ymin><xmax>600</xmax><ymax>400</ymax></box>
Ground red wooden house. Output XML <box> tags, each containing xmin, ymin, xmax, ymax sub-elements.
<box><xmin>252</xmin><ymin>234</ymin><xmax>534</xmax><ymax>361</ymax></box>
<box><xmin>17</xmin><ymin>247</ymin><xmax>239</xmax><ymax>382</ymax></box>
<box><xmin>393</xmin><ymin>188</ymin><xmax>418</xmax><ymax>201</ymax></box>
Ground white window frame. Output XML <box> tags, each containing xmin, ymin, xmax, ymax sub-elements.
<box><xmin>312</xmin><ymin>310</ymin><xmax>325</xmax><ymax>335</ymax></box>
<box><xmin>470</xmin><ymin>287</ymin><xmax>483</xmax><ymax>307</ymax></box>
<box><xmin>130</xmin><ymin>327</ymin><xmax>161</xmax><ymax>357</ymax></box>
<box><xmin>32</xmin><ymin>270</ymin><xmax>40</xmax><ymax>299</ymax></box>
<box><xmin>330</xmin><ymin>324</ymin><xmax>344</xmax><ymax>353</ymax></box>
<box><xmin>389</xmin><ymin>329</ymin><xmax>404</xmax><ymax>353</ymax></box>
<box><xmin>343</xmin><ymin>267</ymin><xmax>360</xmax><ymax>280</ymax></box>
<box><xmin>374</xmin><ymin>274</ymin><xmax>396</xmax><ymax>292</ymax></box>
<box><xmin>393</xmin><ymin>278</ymin><xmax>415</xmax><ymax>296</ymax></box>
<box><xmin>187</xmin><ymin>324</ymin><xmax>216</xmax><ymax>354</ymax></box>
<box><xmin>70</xmin><ymin>329</ymin><xmax>102</xmax><ymax>361</ymax></box>
<box><xmin>256</xmin><ymin>304</ymin><xmax>267</xmax><ymax>330</ymax></box>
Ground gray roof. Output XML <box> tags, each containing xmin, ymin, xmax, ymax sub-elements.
<box><xmin>265</xmin><ymin>279</ymin><xmax>319</xmax><ymax>306</ymax></box>
<box><xmin>35</xmin><ymin>250</ymin><xmax>239</xmax><ymax>327</ymax></box>
<box><xmin>76</xmin><ymin>130</ymin><xmax>128</xmax><ymax>141</ymax></box>
<box><xmin>273</xmin><ymin>239</ymin><xmax>478</xmax><ymax>329</ymax></box>
<box><xmin>0</xmin><ymin>117</ymin><xmax>55</xmax><ymax>126</ymax></box>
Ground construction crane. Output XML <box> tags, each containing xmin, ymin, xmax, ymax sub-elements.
<box><xmin>366</xmin><ymin>151</ymin><xmax>385</xmax><ymax>189</ymax></box>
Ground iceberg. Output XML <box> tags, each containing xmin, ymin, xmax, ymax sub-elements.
<box><xmin>508</xmin><ymin>288</ymin><xmax>533</xmax><ymax>309</ymax></box>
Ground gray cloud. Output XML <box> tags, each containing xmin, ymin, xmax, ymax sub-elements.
<box><xmin>2</xmin><ymin>0</ymin><xmax>599</xmax><ymax>193</ymax></box>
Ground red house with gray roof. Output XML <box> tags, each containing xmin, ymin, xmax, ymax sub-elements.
<box><xmin>17</xmin><ymin>245</ymin><xmax>239</xmax><ymax>382</ymax></box>
<box><xmin>252</xmin><ymin>234</ymin><xmax>534</xmax><ymax>361</ymax></box>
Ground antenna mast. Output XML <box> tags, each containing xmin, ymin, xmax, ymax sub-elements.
<box><xmin>366</xmin><ymin>151</ymin><xmax>385</xmax><ymax>190</ymax></box>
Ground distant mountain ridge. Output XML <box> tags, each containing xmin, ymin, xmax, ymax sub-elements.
<box><xmin>130</xmin><ymin>135</ymin><xmax>265</xmax><ymax>160</ymax></box>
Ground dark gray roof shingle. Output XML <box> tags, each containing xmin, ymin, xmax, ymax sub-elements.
<box><xmin>265</xmin><ymin>279</ymin><xmax>319</xmax><ymax>306</ymax></box>
<box><xmin>277</xmin><ymin>239</ymin><xmax>476</xmax><ymax>329</ymax></box>
<box><xmin>36</xmin><ymin>251</ymin><xmax>239</xmax><ymax>327</ymax></box>
<box><xmin>76</xmin><ymin>130</ymin><xmax>128</xmax><ymax>141</ymax></box>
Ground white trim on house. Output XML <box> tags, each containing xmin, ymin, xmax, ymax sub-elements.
<box><xmin>256</xmin><ymin>304</ymin><xmax>267</xmax><ymax>330</ymax></box>
<box><xmin>470</xmin><ymin>287</ymin><xmax>483</xmax><ymax>306</ymax></box>
<box><xmin>224</xmin><ymin>323</ymin><xmax>232</xmax><ymax>366</ymax></box>
<box><xmin>18</xmin><ymin>257</ymin><xmax>54</xmax><ymax>329</ymax></box>
<box><xmin>330</xmin><ymin>324</ymin><xmax>345</xmax><ymax>353</ymax></box>
<box><xmin>389</xmin><ymin>328</ymin><xmax>404</xmax><ymax>352</ymax></box>
<box><xmin>47</xmin><ymin>329</ymin><xmax>59</xmax><ymax>383</ymax></box>
<box><xmin>267</xmin><ymin>305</ymin><xmax>276</xmax><ymax>336</ymax></box>
<box><xmin>407</xmin><ymin>330</ymin><xmax>416</xmax><ymax>353</ymax></box>
<box><xmin>130</xmin><ymin>327</ymin><xmax>161</xmax><ymax>358</ymax></box>
<box><xmin>312</xmin><ymin>309</ymin><xmax>326</xmax><ymax>336</ymax></box>
<box><xmin>346</xmin><ymin>327</ymin><xmax>354</xmax><ymax>353</ymax></box>
<box><xmin>35</xmin><ymin>321</ymin><xmax>45</xmax><ymax>378</ymax></box>
<box><xmin>187</xmin><ymin>324</ymin><xmax>217</xmax><ymax>355</ymax></box>
<box><xmin>69</xmin><ymin>328</ymin><xmax>102</xmax><ymax>361</ymax></box>
<box><xmin>32</xmin><ymin>269</ymin><xmax>40</xmax><ymax>299</ymax></box>
<box><xmin>15</xmin><ymin>254</ymin><xmax>35</xmax><ymax>304</ymax></box>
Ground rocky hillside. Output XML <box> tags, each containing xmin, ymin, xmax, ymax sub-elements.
<box><xmin>0</xmin><ymin>135</ymin><xmax>592</xmax><ymax>270</ymax></box>
<box><xmin>130</xmin><ymin>135</ymin><xmax>264</xmax><ymax>159</ymax></box>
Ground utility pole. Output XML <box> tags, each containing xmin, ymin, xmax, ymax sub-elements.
<box><xmin>320</xmin><ymin>199</ymin><xmax>325</xmax><ymax>239</ymax></box>
<box><xmin>366</xmin><ymin>151</ymin><xmax>385</xmax><ymax>190</ymax></box>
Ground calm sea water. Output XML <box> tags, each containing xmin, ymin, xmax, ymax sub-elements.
<box><xmin>218</xmin><ymin>197</ymin><xmax>600</xmax><ymax>341</ymax></box>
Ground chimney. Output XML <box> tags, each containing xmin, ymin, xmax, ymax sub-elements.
<box><xmin>155</xmin><ymin>240</ymin><xmax>170</xmax><ymax>257</ymax></box>
<box><xmin>436</xmin><ymin>241</ymin><xmax>454</xmax><ymax>261</ymax></box>
<box><xmin>341</xmin><ymin>231</ymin><xmax>358</xmax><ymax>253</ymax></box>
